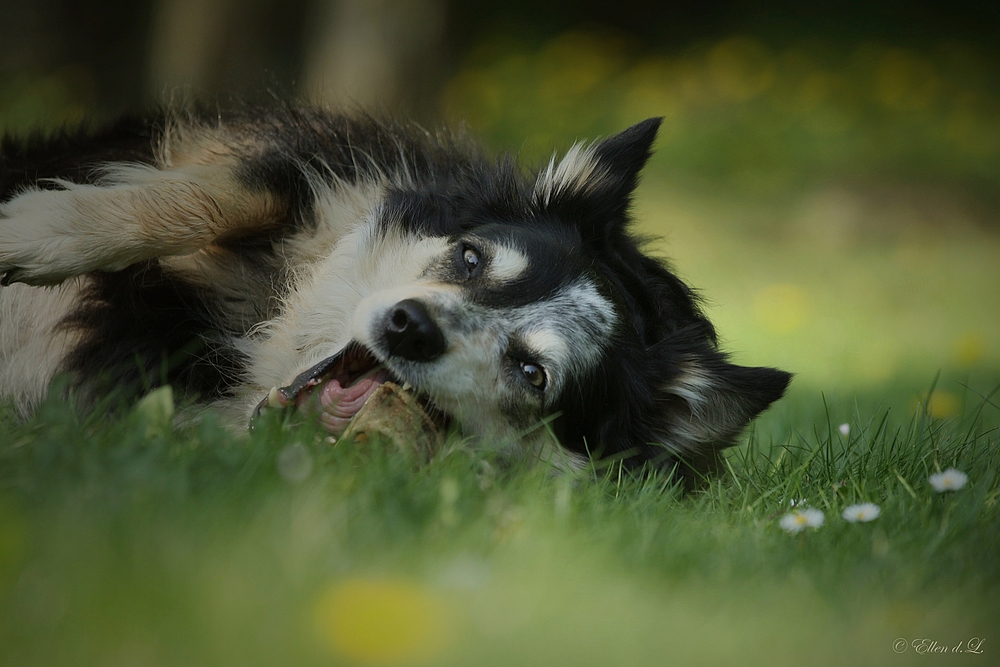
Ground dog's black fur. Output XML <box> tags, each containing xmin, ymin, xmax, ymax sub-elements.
<box><xmin>0</xmin><ymin>105</ymin><xmax>791</xmax><ymax>482</ymax></box>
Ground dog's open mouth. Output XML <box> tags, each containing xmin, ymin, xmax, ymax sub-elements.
<box><xmin>253</xmin><ymin>343</ymin><xmax>398</xmax><ymax>435</ymax></box>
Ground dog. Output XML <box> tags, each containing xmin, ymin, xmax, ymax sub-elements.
<box><xmin>0</xmin><ymin>105</ymin><xmax>791</xmax><ymax>481</ymax></box>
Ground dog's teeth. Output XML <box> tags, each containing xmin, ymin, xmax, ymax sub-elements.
<box><xmin>401</xmin><ymin>382</ymin><xmax>413</xmax><ymax>392</ymax></box>
<box><xmin>266</xmin><ymin>386</ymin><xmax>284</xmax><ymax>408</ymax></box>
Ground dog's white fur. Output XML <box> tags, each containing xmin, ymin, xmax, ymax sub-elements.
<box><xmin>0</xmin><ymin>161</ymin><xmax>278</xmax><ymax>286</ymax></box>
<box><xmin>533</xmin><ymin>142</ymin><xmax>610</xmax><ymax>207</ymax></box>
<box><xmin>0</xmin><ymin>281</ymin><xmax>84</xmax><ymax>417</ymax></box>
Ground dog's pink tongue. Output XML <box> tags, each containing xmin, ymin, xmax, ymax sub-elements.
<box><xmin>317</xmin><ymin>370</ymin><xmax>389</xmax><ymax>435</ymax></box>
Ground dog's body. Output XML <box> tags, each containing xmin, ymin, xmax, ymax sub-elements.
<box><xmin>0</xmin><ymin>105</ymin><xmax>790</xmax><ymax>479</ymax></box>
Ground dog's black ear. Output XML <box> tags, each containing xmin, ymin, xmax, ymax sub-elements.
<box><xmin>533</xmin><ymin>118</ymin><xmax>662</xmax><ymax>230</ymax></box>
<box><xmin>653</xmin><ymin>356</ymin><xmax>792</xmax><ymax>472</ymax></box>
<box><xmin>591</xmin><ymin>117</ymin><xmax>662</xmax><ymax>209</ymax></box>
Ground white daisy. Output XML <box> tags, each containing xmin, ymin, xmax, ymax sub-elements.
<box><xmin>779</xmin><ymin>508</ymin><xmax>825</xmax><ymax>534</ymax></box>
<box><xmin>838</xmin><ymin>423</ymin><xmax>850</xmax><ymax>436</ymax></box>
<box><xmin>841</xmin><ymin>503</ymin><xmax>881</xmax><ymax>522</ymax></box>
<box><xmin>929</xmin><ymin>468</ymin><xmax>968</xmax><ymax>492</ymax></box>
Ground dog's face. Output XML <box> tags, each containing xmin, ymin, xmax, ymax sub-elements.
<box><xmin>348</xmin><ymin>222</ymin><xmax>617</xmax><ymax>456</ymax></box>
<box><xmin>266</xmin><ymin>118</ymin><xmax>790</xmax><ymax>474</ymax></box>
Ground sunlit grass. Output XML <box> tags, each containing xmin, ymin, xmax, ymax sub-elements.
<box><xmin>0</xmin><ymin>363</ymin><xmax>997</xmax><ymax>665</ymax></box>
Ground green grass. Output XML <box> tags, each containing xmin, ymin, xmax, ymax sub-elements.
<box><xmin>0</xmin><ymin>371</ymin><xmax>997</xmax><ymax>667</ymax></box>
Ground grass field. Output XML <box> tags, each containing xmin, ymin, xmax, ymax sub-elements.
<box><xmin>1</xmin><ymin>178</ymin><xmax>998</xmax><ymax>666</ymax></box>
<box><xmin>0</xmin><ymin>371</ymin><xmax>997</xmax><ymax>666</ymax></box>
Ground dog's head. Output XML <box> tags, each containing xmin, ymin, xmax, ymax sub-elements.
<box><xmin>269</xmin><ymin>118</ymin><xmax>791</xmax><ymax>478</ymax></box>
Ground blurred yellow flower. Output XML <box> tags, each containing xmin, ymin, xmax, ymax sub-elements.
<box><xmin>707</xmin><ymin>37</ymin><xmax>775</xmax><ymax>102</ymax></box>
<box><xmin>314</xmin><ymin>577</ymin><xmax>454</xmax><ymax>665</ymax></box>
<box><xmin>875</xmin><ymin>49</ymin><xmax>939</xmax><ymax>111</ymax></box>
<box><xmin>753</xmin><ymin>283</ymin><xmax>808</xmax><ymax>334</ymax></box>
<box><xmin>924</xmin><ymin>391</ymin><xmax>960</xmax><ymax>419</ymax></box>
<box><xmin>953</xmin><ymin>332</ymin><xmax>986</xmax><ymax>367</ymax></box>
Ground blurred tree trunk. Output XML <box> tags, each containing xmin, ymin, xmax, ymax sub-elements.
<box><xmin>147</xmin><ymin>0</ymin><xmax>233</xmax><ymax>98</ymax></box>
<box><xmin>303</xmin><ymin>0</ymin><xmax>446</xmax><ymax>115</ymax></box>
<box><xmin>147</xmin><ymin>0</ymin><xmax>445</xmax><ymax>113</ymax></box>
<box><xmin>147</xmin><ymin>0</ymin><xmax>309</xmax><ymax>103</ymax></box>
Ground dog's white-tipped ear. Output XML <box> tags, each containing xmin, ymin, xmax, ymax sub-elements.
<box><xmin>534</xmin><ymin>118</ymin><xmax>663</xmax><ymax>211</ymax></box>
<box><xmin>533</xmin><ymin>118</ymin><xmax>663</xmax><ymax>234</ymax></box>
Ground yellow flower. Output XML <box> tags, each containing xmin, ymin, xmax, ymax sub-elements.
<box><xmin>314</xmin><ymin>577</ymin><xmax>454</xmax><ymax>665</ymax></box>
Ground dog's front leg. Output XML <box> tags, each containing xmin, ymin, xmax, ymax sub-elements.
<box><xmin>0</xmin><ymin>162</ymin><xmax>282</xmax><ymax>286</ymax></box>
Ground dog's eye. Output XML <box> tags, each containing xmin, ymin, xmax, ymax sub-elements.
<box><xmin>520</xmin><ymin>362</ymin><xmax>546</xmax><ymax>389</ymax></box>
<box><xmin>457</xmin><ymin>243</ymin><xmax>484</xmax><ymax>280</ymax></box>
<box><xmin>463</xmin><ymin>246</ymin><xmax>480</xmax><ymax>271</ymax></box>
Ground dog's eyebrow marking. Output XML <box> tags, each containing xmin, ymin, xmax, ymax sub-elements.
<box><xmin>532</xmin><ymin>142</ymin><xmax>609</xmax><ymax>206</ymax></box>
<box><xmin>522</xmin><ymin>327</ymin><xmax>569</xmax><ymax>365</ymax></box>
<box><xmin>512</xmin><ymin>278</ymin><xmax>616</xmax><ymax>395</ymax></box>
<box><xmin>489</xmin><ymin>244</ymin><xmax>529</xmax><ymax>282</ymax></box>
<box><xmin>555</xmin><ymin>279</ymin><xmax>616</xmax><ymax>335</ymax></box>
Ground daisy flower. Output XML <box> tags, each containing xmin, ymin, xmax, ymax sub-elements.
<box><xmin>929</xmin><ymin>468</ymin><xmax>968</xmax><ymax>492</ymax></box>
<box><xmin>842</xmin><ymin>503</ymin><xmax>881</xmax><ymax>522</ymax></box>
<box><xmin>780</xmin><ymin>508</ymin><xmax>825</xmax><ymax>534</ymax></box>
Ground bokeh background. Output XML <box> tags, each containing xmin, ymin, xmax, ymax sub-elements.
<box><xmin>5</xmin><ymin>0</ymin><xmax>998</xmax><ymax>412</ymax></box>
<box><xmin>2</xmin><ymin>0</ymin><xmax>998</xmax><ymax>406</ymax></box>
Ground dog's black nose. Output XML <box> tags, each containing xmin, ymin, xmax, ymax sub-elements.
<box><xmin>384</xmin><ymin>299</ymin><xmax>446</xmax><ymax>361</ymax></box>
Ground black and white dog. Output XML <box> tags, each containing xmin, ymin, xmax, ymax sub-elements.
<box><xmin>0</xmin><ymin>106</ymin><xmax>790</xmax><ymax>480</ymax></box>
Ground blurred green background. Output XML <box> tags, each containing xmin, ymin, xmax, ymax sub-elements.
<box><xmin>3</xmin><ymin>0</ymin><xmax>996</xmax><ymax>402</ymax></box>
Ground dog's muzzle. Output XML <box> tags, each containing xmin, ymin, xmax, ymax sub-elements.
<box><xmin>383</xmin><ymin>299</ymin><xmax>446</xmax><ymax>362</ymax></box>
<box><xmin>251</xmin><ymin>299</ymin><xmax>449</xmax><ymax>434</ymax></box>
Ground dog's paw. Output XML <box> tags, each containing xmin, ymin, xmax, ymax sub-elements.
<box><xmin>0</xmin><ymin>185</ymin><xmax>135</xmax><ymax>286</ymax></box>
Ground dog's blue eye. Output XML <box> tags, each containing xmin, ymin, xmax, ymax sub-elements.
<box><xmin>520</xmin><ymin>362</ymin><xmax>546</xmax><ymax>389</ymax></box>
<box><xmin>463</xmin><ymin>246</ymin><xmax>480</xmax><ymax>271</ymax></box>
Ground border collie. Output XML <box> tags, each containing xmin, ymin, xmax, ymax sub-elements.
<box><xmin>0</xmin><ymin>106</ymin><xmax>790</xmax><ymax>481</ymax></box>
